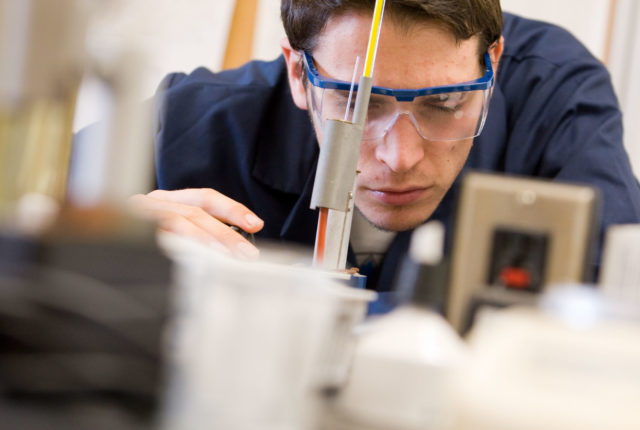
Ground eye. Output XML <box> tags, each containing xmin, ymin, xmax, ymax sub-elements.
<box><xmin>420</xmin><ymin>100</ymin><xmax>461</xmax><ymax>113</ymax></box>
<box><xmin>367</xmin><ymin>95</ymin><xmax>386</xmax><ymax>112</ymax></box>
<box><xmin>420</xmin><ymin>92</ymin><xmax>467</xmax><ymax>113</ymax></box>
<box><xmin>329</xmin><ymin>91</ymin><xmax>355</xmax><ymax>108</ymax></box>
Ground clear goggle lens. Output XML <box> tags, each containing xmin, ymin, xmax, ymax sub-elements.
<box><xmin>310</xmin><ymin>85</ymin><xmax>492</xmax><ymax>142</ymax></box>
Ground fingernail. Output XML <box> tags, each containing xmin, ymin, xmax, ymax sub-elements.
<box><xmin>237</xmin><ymin>242</ymin><xmax>260</xmax><ymax>259</ymax></box>
<box><xmin>244</xmin><ymin>213</ymin><xmax>263</xmax><ymax>228</ymax></box>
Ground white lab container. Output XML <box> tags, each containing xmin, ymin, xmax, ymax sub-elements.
<box><xmin>158</xmin><ymin>233</ymin><xmax>375</xmax><ymax>430</ymax></box>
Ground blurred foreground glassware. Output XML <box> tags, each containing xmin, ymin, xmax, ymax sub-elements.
<box><xmin>0</xmin><ymin>0</ymin><xmax>94</xmax><ymax>221</ymax></box>
<box><xmin>158</xmin><ymin>234</ymin><xmax>376</xmax><ymax>430</ymax></box>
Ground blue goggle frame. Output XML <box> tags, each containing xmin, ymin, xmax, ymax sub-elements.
<box><xmin>302</xmin><ymin>51</ymin><xmax>494</xmax><ymax>102</ymax></box>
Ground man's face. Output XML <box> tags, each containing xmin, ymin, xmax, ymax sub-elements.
<box><xmin>286</xmin><ymin>12</ymin><xmax>491</xmax><ymax>231</ymax></box>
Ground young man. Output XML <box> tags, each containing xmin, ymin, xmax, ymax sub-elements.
<box><xmin>135</xmin><ymin>0</ymin><xmax>640</xmax><ymax>293</ymax></box>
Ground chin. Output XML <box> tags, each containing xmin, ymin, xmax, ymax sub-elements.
<box><xmin>357</xmin><ymin>203</ymin><xmax>435</xmax><ymax>232</ymax></box>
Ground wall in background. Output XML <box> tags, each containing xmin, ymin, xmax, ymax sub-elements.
<box><xmin>253</xmin><ymin>0</ymin><xmax>285</xmax><ymax>63</ymax></box>
<box><xmin>74</xmin><ymin>0</ymin><xmax>234</xmax><ymax>131</ymax></box>
<box><xmin>608</xmin><ymin>0</ymin><xmax>640</xmax><ymax>178</ymax></box>
<box><xmin>89</xmin><ymin>0</ymin><xmax>234</xmax><ymax>95</ymax></box>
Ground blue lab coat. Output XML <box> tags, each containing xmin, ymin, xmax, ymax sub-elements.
<box><xmin>153</xmin><ymin>13</ymin><xmax>640</xmax><ymax>305</ymax></box>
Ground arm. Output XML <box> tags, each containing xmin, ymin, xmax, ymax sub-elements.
<box><xmin>135</xmin><ymin>69</ymin><xmax>268</xmax><ymax>258</ymax></box>
<box><xmin>144</xmin><ymin>59</ymin><xmax>307</xmax><ymax>256</ymax></box>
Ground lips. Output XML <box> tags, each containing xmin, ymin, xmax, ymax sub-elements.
<box><xmin>367</xmin><ymin>187</ymin><xmax>430</xmax><ymax>206</ymax></box>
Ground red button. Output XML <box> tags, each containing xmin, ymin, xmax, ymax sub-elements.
<box><xmin>499</xmin><ymin>267</ymin><xmax>531</xmax><ymax>289</ymax></box>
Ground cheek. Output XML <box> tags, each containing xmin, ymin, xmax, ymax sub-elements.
<box><xmin>354</xmin><ymin>141</ymin><xmax>383</xmax><ymax>185</ymax></box>
<box><xmin>431</xmin><ymin>139</ymin><xmax>472</xmax><ymax>161</ymax></box>
<box><xmin>355</xmin><ymin>140</ymin><xmax>377</xmax><ymax>169</ymax></box>
<box><xmin>424</xmin><ymin>140</ymin><xmax>473</xmax><ymax>181</ymax></box>
<box><xmin>449</xmin><ymin>140</ymin><xmax>473</xmax><ymax>163</ymax></box>
<box><xmin>441</xmin><ymin>140</ymin><xmax>473</xmax><ymax>176</ymax></box>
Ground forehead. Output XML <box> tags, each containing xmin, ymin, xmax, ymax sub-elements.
<box><xmin>312</xmin><ymin>11</ymin><xmax>481</xmax><ymax>89</ymax></box>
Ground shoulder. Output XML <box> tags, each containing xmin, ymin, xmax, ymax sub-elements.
<box><xmin>487</xmin><ymin>15</ymin><xmax>640</xmax><ymax>228</ymax></box>
<box><xmin>498</xmin><ymin>12</ymin><xmax>608</xmax><ymax>101</ymax></box>
<box><xmin>154</xmin><ymin>57</ymin><xmax>290</xmax><ymax>136</ymax></box>
<box><xmin>152</xmin><ymin>56</ymin><xmax>316</xmax><ymax>194</ymax></box>
<box><xmin>497</xmin><ymin>13</ymin><xmax>617</xmax><ymax>126</ymax></box>
<box><xmin>159</xmin><ymin>56</ymin><xmax>288</xmax><ymax>97</ymax></box>
<box><xmin>152</xmin><ymin>57</ymin><xmax>290</xmax><ymax>188</ymax></box>
<box><xmin>153</xmin><ymin>56</ymin><xmax>294</xmax><ymax>156</ymax></box>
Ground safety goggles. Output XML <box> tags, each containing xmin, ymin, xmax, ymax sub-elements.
<box><xmin>302</xmin><ymin>50</ymin><xmax>495</xmax><ymax>142</ymax></box>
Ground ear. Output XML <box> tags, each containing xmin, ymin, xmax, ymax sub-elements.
<box><xmin>281</xmin><ymin>38</ymin><xmax>308</xmax><ymax>111</ymax></box>
<box><xmin>489</xmin><ymin>35</ymin><xmax>505</xmax><ymax>74</ymax></box>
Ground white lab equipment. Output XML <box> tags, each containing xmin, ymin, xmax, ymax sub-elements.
<box><xmin>158</xmin><ymin>234</ymin><xmax>375</xmax><ymax>430</ymax></box>
<box><xmin>323</xmin><ymin>221</ymin><xmax>468</xmax><ymax>430</ymax></box>
<box><xmin>449</xmin><ymin>286</ymin><xmax>640</xmax><ymax>430</ymax></box>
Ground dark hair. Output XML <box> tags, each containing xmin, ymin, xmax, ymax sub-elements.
<box><xmin>281</xmin><ymin>0</ymin><xmax>503</xmax><ymax>57</ymax></box>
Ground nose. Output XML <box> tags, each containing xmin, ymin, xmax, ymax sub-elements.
<box><xmin>374</xmin><ymin>113</ymin><xmax>425</xmax><ymax>173</ymax></box>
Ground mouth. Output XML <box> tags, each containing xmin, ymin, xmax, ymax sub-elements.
<box><xmin>366</xmin><ymin>187</ymin><xmax>431</xmax><ymax>206</ymax></box>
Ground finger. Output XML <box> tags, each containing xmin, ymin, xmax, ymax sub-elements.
<box><xmin>146</xmin><ymin>189</ymin><xmax>264</xmax><ymax>233</ymax></box>
<box><xmin>159</xmin><ymin>212</ymin><xmax>259</xmax><ymax>260</ymax></box>
<box><xmin>129</xmin><ymin>195</ymin><xmax>260</xmax><ymax>259</ymax></box>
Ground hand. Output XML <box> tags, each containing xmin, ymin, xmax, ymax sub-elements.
<box><xmin>129</xmin><ymin>188</ymin><xmax>264</xmax><ymax>259</ymax></box>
